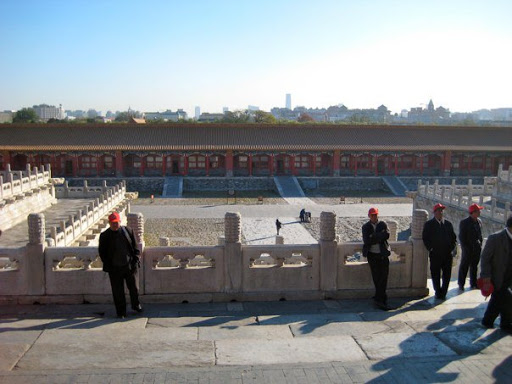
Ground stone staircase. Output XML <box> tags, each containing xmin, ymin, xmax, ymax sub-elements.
<box><xmin>274</xmin><ymin>176</ymin><xmax>305</xmax><ymax>198</ymax></box>
<box><xmin>162</xmin><ymin>176</ymin><xmax>183</xmax><ymax>198</ymax></box>
<box><xmin>382</xmin><ymin>176</ymin><xmax>408</xmax><ymax>197</ymax></box>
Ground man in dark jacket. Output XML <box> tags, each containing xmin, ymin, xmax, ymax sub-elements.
<box><xmin>479</xmin><ymin>216</ymin><xmax>512</xmax><ymax>332</ymax></box>
<box><xmin>362</xmin><ymin>207</ymin><xmax>391</xmax><ymax>310</ymax></box>
<box><xmin>99</xmin><ymin>212</ymin><xmax>143</xmax><ymax>319</ymax></box>
<box><xmin>458</xmin><ymin>203</ymin><xmax>484</xmax><ymax>290</ymax></box>
<box><xmin>422</xmin><ymin>203</ymin><xmax>457</xmax><ymax>300</ymax></box>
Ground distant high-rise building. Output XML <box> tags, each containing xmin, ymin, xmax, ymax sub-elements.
<box><xmin>248</xmin><ymin>105</ymin><xmax>259</xmax><ymax>111</ymax></box>
<box><xmin>33</xmin><ymin>104</ymin><xmax>65</xmax><ymax>121</ymax></box>
<box><xmin>223</xmin><ymin>107</ymin><xmax>229</xmax><ymax>113</ymax></box>
<box><xmin>286</xmin><ymin>94</ymin><xmax>291</xmax><ymax>110</ymax></box>
<box><xmin>194</xmin><ymin>106</ymin><xmax>200</xmax><ymax>120</ymax></box>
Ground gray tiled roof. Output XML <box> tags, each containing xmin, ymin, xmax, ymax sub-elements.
<box><xmin>1</xmin><ymin>123</ymin><xmax>511</xmax><ymax>152</ymax></box>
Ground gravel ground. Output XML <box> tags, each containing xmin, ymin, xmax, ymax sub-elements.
<box><xmin>143</xmin><ymin>216</ymin><xmax>412</xmax><ymax>246</ymax></box>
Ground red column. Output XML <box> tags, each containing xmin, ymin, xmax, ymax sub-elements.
<box><xmin>184</xmin><ymin>155</ymin><xmax>189</xmax><ymax>176</ymax></box>
<box><xmin>2</xmin><ymin>151</ymin><xmax>10</xmax><ymax>171</ymax></box>
<box><xmin>312</xmin><ymin>154</ymin><xmax>316</xmax><ymax>176</ymax></box>
<box><xmin>353</xmin><ymin>155</ymin><xmax>358</xmax><ymax>176</ymax></box>
<box><xmin>420</xmin><ymin>155</ymin><xmax>424</xmax><ymax>176</ymax></box>
<box><xmin>72</xmin><ymin>155</ymin><xmax>78</xmax><ymax>177</ymax></box>
<box><xmin>139</xmin><ymin>156</ymin><xmax>144</xmax><ymax>177</ymax></box>
<box><xmin>394</xmin><ymin>154</ymin><xmax>398</xmax><ymax>176</ymax></box>
<box><xmin>162</xmin><ymin>155</ymin><xmax>166</xmax><ymax>176</ymax></box>
<box><xmin>374</xmin><ymin>155</ymin><xmax>379</xmax><ymax>176</ymax></box>
<box><xmin>269</xmin><ymin>154</ymin><xmax>274</xmax><ymax>176</ymax></box>
<box><xmin>291</xmin><ymin>155</ymin><xmax>296</xmax><ymax>176</ymax></box>
<box><xmin>225</xmin><ymin>150</ymin><xmax>233</xmax><ymax>177</ymax></box>
<box><xmin>333</xmin><ymin>150</ymin><xmax>340</xmax><ymax>176</ymax></box>
<box><xmin>115</xmin><ymin>151</ymin><xmax>123</xmax><ymax>177</ymax></box>
<box><xmin>96</xmin><ymin>155</ymin><xmax>100</xmax><ymax>176</ymax></box>
<box><xmin>442</xmin><ymin>151</ymin><xmax>451</xmax><ymax>176</ymax></box>
<box><xmin>205</xmin><ymin>154</ymin><xmax>209</xmax><ymax>176</ymax></box>
<box><xmin>248</xmin><ymin>154</ymin><xmax>253</xmax><ymax>176</ymax></box>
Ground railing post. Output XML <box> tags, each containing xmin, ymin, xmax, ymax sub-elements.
<box><xmin>26</xmin><ymin>213</ymin><xmax>46</xmax><ymax>295</ymax></box>
<box><xmin>320</xmin><ymin>211</ymin><xmax>337</xmax><ymax>293</ymax></box>
<box><xmin>224</xmin><ymin>212</ymin><xmax>242</xmax><ymax>293</ymax></box>
<box><xmin>411</xmin><ymin>209</ymin><xmax>429</xmax><ymax>289</ymax></box>
<box><xmin>127</xmin><ymin>212</ymin><xmax>145</xmax><ymax>295</ymax></box>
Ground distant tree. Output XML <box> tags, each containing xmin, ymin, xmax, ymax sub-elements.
<box><xmin>13</xmin><ymin>108</ymin><xmax>39</xmax><ymax>123</ymax></box>
<box><xmin>223</xmin><ymin>110</ymin><xmax>251</xmax><ymax>123</ymax></box>
<box><xmin>297</xmin><ymin>113</ymin><xmax>314</xmax><ymax>122</ymax></box>
<box><xmin>114</xmin><ymin>111</ymin><xmax>133</xmax><ymax>122</ymax></box>
<box><xmin>253</xmin><ymin>110</ymin><xmax>277</xmax><ymax>124</ymax></box>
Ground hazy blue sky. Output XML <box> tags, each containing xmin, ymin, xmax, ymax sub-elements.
<box><xmin>1</xmin><ymin>0</ymin><xmax>511</xmax><ymax>116</ymax></box>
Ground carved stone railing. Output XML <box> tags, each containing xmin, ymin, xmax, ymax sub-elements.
<box><xmin>47</xmin><ymin>182</ymin><xmax>128</xmax><ymax>247</ymax></box>
<box><xmin>54</xmin><ymin>180</ymin><xmax>121</xmax><ymax>199</ymax></box>
<box><xmin>0</xmin><ymin>210</ymin><xmax>430</xmax><ymax>303</ymax></box>
<box><xmin>0</xmin><ymin>164</ymin><xmax>52</xmax><ymax>201</ymax></box>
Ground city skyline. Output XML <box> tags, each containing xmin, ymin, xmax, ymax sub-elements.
<box><xmin>1</xmin><ymin>0</ymin><xmax>511</xmax><ymax>117</ymax></box>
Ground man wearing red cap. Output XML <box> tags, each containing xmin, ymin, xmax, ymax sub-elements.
<box><xmin>362</xmin><ymin>207</ymin><xmax>392</xmax><ymax>310</ymax></box>
<box><xmin>422</xmin><ymin>203</ymin><xmax>457</xmax><ymax>300</ymax></box>
<box><xmin>99</xmin><ymin>212</ymin><xmax>143</xmax><ymax>319</ymax></box>
<box><xmin>458</xmin><ymin>203</ymin><xmax>484</xmax><ymax>290</ymax></box>
<box><xmin>479</xmin><ymin>216</ymin><xmax>512</xmax><ymax>332</ymax></box>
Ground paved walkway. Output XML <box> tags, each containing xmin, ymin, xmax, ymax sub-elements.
<box><xmin>132</xmin><ymin>202</ymin><xmax>413</xmax><ymax>220</ymax></box>
<box><xmin>1</xmin><ymin>280</ymin><xmax>511</xmax><ymax>383</ymax></box>
<box><xmin>241</xmin><ymin>218</ymin><xmax>317</xmax><ymax>245</ymax></box>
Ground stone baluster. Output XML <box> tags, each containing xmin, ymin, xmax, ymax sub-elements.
<box><xmin>417</xmin><ymin>179</ymin><xmax>422</xmax><ymax>193</ymax></box>
<box><xmin>224</xmin><ymin>212</ymin><xmax>242</xmax><ymax>293</ymax></box>
<box><xmin>50</xmin><ymin>226</ymin><xmax>58</xmax><ymax>246</ymax></box>
<box><xmin>491</xmin><ymin>198</ymin><xmax>497</xmax><ymax>219</ymax></box>
<box><xmin>127</xmin><ymin>212</ymin><xmax>145</xmax><ymax>294</ymax></box>
<box><xmin>0</xmin><ymin>175</ymin><xmax>3</xmax><ymax>199</ymax></box>
<box><xmin>424</xmin><ymin>181</ymin><xmax>429</xmax><ymax>196</ymax></box>
<box><xmin>6</xmin><ymin>163</ymin><xmax>11</xmax><ymax>173</ymax></box>
<box><xmin>411</xmin><ymin>209</ymin><xmax>429</xmax><ymax>289</ymax></box>
<box><xmin>387</xmin><ymin>220</ymin><xmax>398</xmax><ymax>242</ymax></box>
<box><xmin>320</xmin><ymin>211</ymin><xmax>337</xmax><ymax>293</ymax></box>
<box><xmin>83</xmin><ymin>180</ymin><xmax>88</xmax><ymax>195</ymax></box>
<box><xmin>505</xmin><ymin>202</ymin><xmax>511</xmax><ymax>223</ymax></box>
<box><xmin>508</xmin><ymin>165</ymin><xmax>512</xmax><ymax>182</ymax></box>
<box><xmin>64</xmin><ymin>180</ymin><xmax>70</xmax><ymax>198</ymax></box>
<box><xmin>26</xmin><ymin>213</ymin><xmax>46</xmax><ymax>295</ymax></box>
<box><xmin>159</xmin><ymin>237</ymin><xmax>170</xmax><ymax>246</ymax></box>
<box><xmin>102</xmin><ymin>180</ymin><xmax>108</xmax><ymax>194</ymax></box>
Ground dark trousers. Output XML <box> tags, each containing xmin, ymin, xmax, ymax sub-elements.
<box><xmin>430</xmin><ymin>254</ymin><xmax>453</xmax><ymax>297</ymax></box>
<box><xmin>367</xmin><ymin>252</ymin><xmax>389</xmax><ymax>303</ymax></box>
<box><xmin>458</xmin><ymin>248</ymin><xmax>480</xmax><ymax>288</ymax></box>
<box><xmin>483</xmin><ymin>287</ymin><xmax>512</xmax><ymax>327</ymax></box>
<box><xmin>108</xmin><ymin>265</ymin><xmax>140</xmax><ymax>317</ymax></box>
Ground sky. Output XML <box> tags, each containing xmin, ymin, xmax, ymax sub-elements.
<box><xmin>1</xmin><ymin>0</ymin><xmax>511</xmax><ymax>116</ymax></box>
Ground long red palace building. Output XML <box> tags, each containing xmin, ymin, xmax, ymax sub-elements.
<box><xmin>1</xmin><ymin>123</ymin><xmax>511</xmax><ymax>178</ymax></box>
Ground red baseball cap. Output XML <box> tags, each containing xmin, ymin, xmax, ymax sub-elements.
<box><xmin>368</xmin><ymin>207</ymin><xmax>379</xmax><ymax>215</ymax></box>
<box><xmin>108</xmin><ymin>212</ymin><xmax>121</xmax><ymax>222</ymax></box>
<box><xmin>469</xmin><ymin>203</ymin><xmax>484</xmax><ymax>214</ymax></box>
<box><xmin>433</xmin><ymin>203</ymin><xmax>446</xmax><ymax>212</ymax></box>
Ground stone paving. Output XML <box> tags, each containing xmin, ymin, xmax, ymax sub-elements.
<box><xmin>0</xmin><ymin>281</ymin><xmax>511</xmax><ymax>383</ymax></box>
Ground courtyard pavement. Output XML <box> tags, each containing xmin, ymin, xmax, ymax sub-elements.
<box><xmin>0</xmin><ymin>280</ymin><xmax>511</xmax><ymax>383</ymax></box>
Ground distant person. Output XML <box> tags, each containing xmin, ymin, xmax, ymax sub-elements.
<box><xmin>458</xmin><ymin>203</ymin><xmax>484</xmax><ymax>290</ymax></box>
<box><xmin>299</xmin><ymin>208</ymin><xmax>306</xmax><ymax>223</ymax></box>
<box><xmin>479</xmin><ymin>216</ymin><xmax>512</xmax><ymax>333</ymax></box>
<box><xmin>362</xmin><ymin>207</ymin><xmax>391</xmax><ymax>310</ymax></box>
<box><xmin>99</xmin><ymin>212</ymin><xmax>143</xmax><ymax>319</ymax></box>
<box><xmin>422</xmin><ymin>203</ymin><xmax>457</xmax><ymax>300</ymax></box>
<box><xmin>0</xmin><ymin>229</ymin><xmax>2</xmax><ymax>237</ymax></box>
<box><xmin>275</xmin><ymin>219</ymin><xmax>282</xmax><ymax>236</ymax></box>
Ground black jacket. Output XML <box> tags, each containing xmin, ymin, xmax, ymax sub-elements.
<box><xmin>422</xmin><ymin>218</ymin><xmax>457</xmax><ymax>258</ymax></box>
<box><xmin>362</xmin><ymin>220</ymin><xmax>391</xmax><ymax>257</ymax></box>
<box><xmin>459</xmin><ymin>216</ymin><xmax>483</xmax><ymax>254</ymax></box>
<box><xmin>98</xmin><ymin>226</ymin><xmax>140</xmax><ymax>273</ymax></box>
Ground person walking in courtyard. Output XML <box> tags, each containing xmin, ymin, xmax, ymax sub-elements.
<box><xmin>422</xmin><ymin>203</ymin><xmax>457</xmax><ymax>300</ymax></box>
<box><xmin>275</xmin><ymin>219</ymin><xmax>282</xmax><ymax>236</ymax></box>
<box><xmin>479</xmin><ymin>216</ymin><xmax>512</xmax><ymax>332</ymax></box>
<box><xmin>458</xmin><ymin>203</ymin><xmax>484</xmax><ymax>290</ymax></box>
<box><xmin>299</xmin><ymin>208</ymin><xmax>306</xmax><ymax>223</ymax></box>
<box><xmin>99</xmin><ymin>212</ymin><xmax>143</xmax><ymax>319</ymax></box>
<box><xmin>362</xmin><ymin>207</ymin><xmax>391</xmax><ymax>310</ymax></box>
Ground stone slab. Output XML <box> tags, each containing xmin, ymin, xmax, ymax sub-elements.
<box><xmin>148</xmin><ymin>316</ymin><xmax>255</xmax><ymax>328</ymax></box>
<box><xmin>256</xmin><ymin>312</ymin><xmax>363</xmax><ymax>326</ymax></box>
<box><xmin>435</xmin><ymin>328</ymin><xmax>512</xmax><ymax>355</ymax></box>
<box><xmin>0</xmin><ymin>343</ymin><xmax>30</xmax><ymax>371</ymax></box>
<box><xmin>16</xmin><ymin>328</ymin><xmax>212</xmax><ymax>370</ymax></box>
<box><xmin>215</xmin><ymin>335</ymin><xmax>368</xmax><ymax>365</ymax></box>
<box><xmin>199</xmin><ymin>324</ymin><xmax>293</xmax><ymax>340</ymax></box>
<box><xmin>290</xmin><ymin>320</ymin><xmax>414</xmax><ymax>337</ymax></box>
<box><xmin>354</xmin><ymin>332</ymin><xmax>457</xmax><ymax>360</ymax></box>
<box><xmin>1</xmin><ymin>317</ymin><xmax>147</xmax><ymax>331</ymax></box>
